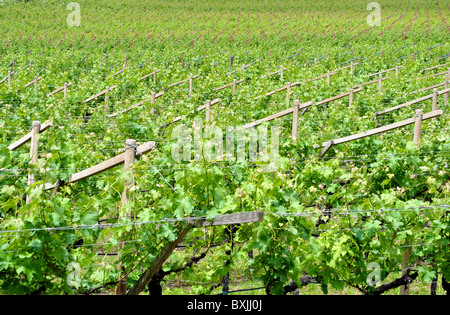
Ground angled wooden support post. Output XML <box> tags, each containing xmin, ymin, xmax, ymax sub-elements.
<box><xmin>26</xmin><ymin>121</ymin><xmax>41</xmax><ymax>204</ymax></box>
<box><xmin>414</xmin><ymin>109</ymin><xmax>423</xmax><ymax>149</ymax></box>
<box><xmin>318</xmin><ymin>140</ymin><xmax>334</xmax><ymax>160</ymax></box>
<box><xmin>115</xmin><ymin>139</ymin><xmax>137</xmax><ymax>295</ymax></box>
<box><xmin>127</xmin><ymin>211</ymin><xmax>264</xmax><ymax>295</ymax></box>
<box><xmin>292</xmin><ymin>100</ymin><xmax>300</xmax><ymax>140</ymax></box>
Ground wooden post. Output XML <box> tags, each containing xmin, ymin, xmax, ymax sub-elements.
<box><xmin>105</xmin><ymin>86</ymin><xmax>110</xmax><ymax>110</ymax></box>
<box><xmin>401</xmin><ymin>246</ymin><xmax>412</xmax><ymax>295</ymax></box>
<box><xmin>153</xmin><ymin>68</ymin><xmax>157</xmax><ymax>84</ymax></box>
<box><xmin>348</xmin><ymin>88</ymin><xmax>354</xmax><ymax>108</ymax></box>
<box><xmin>232</xmin><ymin>79</ymin><xmax>237</xmax><ymax>95</ymax></box>
<box><xmin>189</xmin><ymin>73</ymin><xmax>193</xmax><ymax>97</ymax></box>
<box><xmin>34</xmin><ymin>76</ymin><xmax>38</xmax><ymax>92</ymax></box>
<box><xmin>286</xmin><ymin>82</ymin><xmax>291</xmax><ymax>102</ymax></box>
<box><xmin>7</xmin><ymin>71</ymin><xmax>11</xmax><ymax>89</ymax></box>
<box><xmin>444</xmin><ymin>74</ymin><xmax>449</xmax><ymax>106</ymax></box>
<box><xmin>151</xmin><ymin>92</ymin><xmax>156</xmax><ymax>115</ymax></box>
<box><xmin>326</xmin><ymin>70</ymin><xmax>330</xmax><ymax>85</ymax></box>
<box><xmin>378</xmin><ymin>73</ymin><xmax>382</xmax><ymax>92</ymax></box>
<box><xmin>395</xmin><ymin>66</ymin><xmax>399</xmax><ymax>79</ymax></box>
<box><xmin>63</xmin><ymin>82</ymin><xmax>68</xmax><ymax>98</ymax></box>
<box><xmin>26</xmin><ymin>121</ymin><xmax>41</xmax><ymax>204</ymax></box>
<box><xmin>432</xmin><ymin>88</ymin><xmax>438</xmax><ymax>121</ymax></box>
<box><xmin>181</xmin><ymin>52</ymin><xmax>184</xmax><ymax>68</ymax></box>
<box><xmin>280</xmin><ymin>65</ymin><xmax>284</xmax><ymax>81</ymax></box>
<box><xmin>292</xmin><ymin>100</ymin><xmax>300</xmax><ymax>140</ymax></box>
<box><xmin>205</xmin><ymin>100</ymin><xmax>211</xmax><ymax>122</ymax></box>
<box><xmin>115</xmin><ymin>139</ymin><xmax>137</xmax><ymax>295</ymax></box>
<box><xmin>314</xmin><ymin>58</ymin><xmax>317</xmax><ymax>66</ymax></box>
<box><xmin>413</xmin><ymin>109</ymin><xmax>423</xmax><ymax>149</ymax></box>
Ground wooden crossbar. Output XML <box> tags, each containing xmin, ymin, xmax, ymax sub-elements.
<box><xmin>242</xmin><ymin>101</ymin><xmax>313</xmax><ymax>129</ymax></box>
<box><xmin>368</xmin><ymin>66</ymin><xmax>404</xmax><ymax>77</ymax></box>
<box><xmin>375</xmin><ymin>88</ymin><xmax>450</xmax><ymax>116</ymax></box>
<box><xmin>0</xmin><ymin>71</ymin><xmax>14</xmax><ymax>84</ymax></box>
<box><xmin>46</xmin><ymin>83</ymin><xmax>73</xmax><ymax>97</ymax></box>
<box><xmin>85</xmin><ymin>85</ymin><xmax>117</xmax><ymax>103</ymax></box>
<box><xmin>321</xmin><ymin>110</ymin><xmax>443</xmax><ymax>148</ymax></box>
<box><xmin>214</xmin><ymin>79</ymin><xmax>244</xmax><ymax>91</ymax></box>
<box><xmin>8</xmin><ymin>121</ymin><xmax>53</xmax><ymax>151</ymax></box>
<box><xmin>171</xmin><ymin>98</ymin><xmax>221</xmax><ymax>123</ymax></box>
<box><xmin>43</xmin><ymin>140</ymin><xmax>156</xmax><ymax>190</ymax></box>
<box><xmin>140</xmin><ymin>69</ymin><xmax>160</xmax><ymax>80</ymax></box>
<box><xmin>167</xmin><ymin>75</ymin><xmax>199</xmax><ymax>88</ymax></box>
<box><xmin>24</xmin><ymin>76</ymin><xmax>42</xmax><ymax>88</ymax></box>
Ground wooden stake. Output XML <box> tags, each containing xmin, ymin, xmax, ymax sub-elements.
<box><xmin>151</xmin><ymin>92</ymin><xmax>156</xmax><ymax>115</ymax></box>
<box><xmin>232</xmin><ymin>79</ymin><xmax>237</xmax><ymax>95</ymax></box>
<box><xmin>378</xmin><ymin>73</ymin><xmax>382</xmax><ymax>92</ymax></box>
<box><xmin>348</xmin><ymin>88</ymin><xmax>354</xmax><ymax>108</ymax></box>
<box><xmin>432</xmin><ymin>88</ymin><xmax>438</xmax><ymax>120</ymax></box>
<box><xmin>34</xmin><ymin>76</ymin><xmax>38</xmax><ymax>92</ymax></box>
<box><xmin>413</xmin><ymin>109</ymin><xmax>423</xmax><ymax>149</ymax></box>
<box><xmin>444</xmin><ymin>74</ymin><xmax>449</xmax><ymax>106</ymax></box>
<box><xmin>280</xmin><ymin>65</ymin><xmax>284</xmax><ymax>81</ymax></box>
<box><xmin>153</xmin><ymin>68</ymin><xmax>157</xmax><ymax>84</ymax></box>
<box><xmin>115</xmin><ymin>139</ymin><xmax>137</xmax><ymax>295</ymax></box>
<box><xmin>181</xmin><ymin>52</ymin><xmax>184</xmax><ymax>68</ymax></box>
<box><xmin>205</xmin><ymin>100</ymin><xmax>211</xmax><ymax>122</ymax></box>
<box><xmin>326</xmin><ymin>70</ymin><xmax>330</xmax><ymax>85</ymax></box>
<box><xmin>104</xmin><ymin>86</ymin><xmax>110</xmax><ymax>113</ymax></box>
<box><xmin>64</xmin><ymin>82</ymin><xmax>68</xmax><ymax>98</ymax></box>
<box><xmin>189</xmin><ymin>73</ymin><xmax>193</xmax><ymax>97</ymax></box>
<box><xmin>401</xmin><ymin>247</ymin><xmax>412</xmax><ymax>295</ymax></box>
<box><xmin>292</xmin><ymin>100</ymin><xmax>300</xmax><ymax>140</ymax></box>
<box><xmin>26</xmin><ymin>121</ymin><xmax>41</xmax><ymax>204</ymax></box>
<box><xmin>286</xmin><ymin>82</ymin><xmax>291</xmax><ymax>101</ymax></box>
<box><xmin>7</xmin><ymin>71</ymin><xmax>11</xmax><ymax>89</ymax></box>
